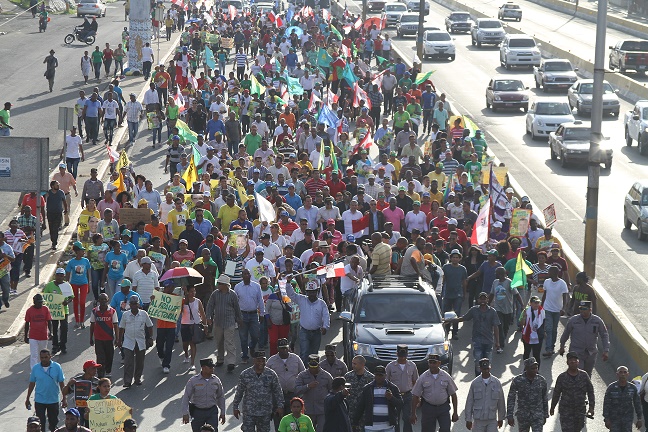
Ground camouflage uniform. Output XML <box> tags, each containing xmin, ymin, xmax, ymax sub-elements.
<box><xmin>603</xmin><ymin>381</ymin><xmax>642</xmax><ymax>432</ymax></box>
<box><xmin>506</xmin><ymin>373</ymin><xmax>548</xmax><ymax>432</ymax></box>
<box><xmin>233</xmin><ymin>366</ymin><xmax>284</xmax><ymax>432</ymax></box>
<box><xmin>551</xmin><ymin>369</ymin><xmax>594</xmax><ymax>432</ymax></box>
<box><xmin>343</xmin><ymin>369</ymin><xmax>375</xmax><ymax>432</ymax></box>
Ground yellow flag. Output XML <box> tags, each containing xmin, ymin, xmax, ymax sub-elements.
<box><xmin>183</xmin><ymin>155</ymin><xmax>198</xmax><ymax>188</ymax></box>
<box><xmin>115</xmin><ymin>150</ymin><xmax>130</xmax><ymax>172</ymax></box>
<box><xmin>237</xmin><ymin>184</ymin><xmax>248</xmax><ymax>206</ymax></box>
<box><xmin>113</xmin><ymin>172</ymin><xmax>125</xmax><ymax>194</ymax></box>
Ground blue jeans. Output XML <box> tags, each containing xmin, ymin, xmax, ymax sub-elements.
<box><xmin>299</xmin><ymin>327</ymin><xmax>322</xmax><ymax>366</ymax></box>
<box><xmin>156</xmin><ymin>327</ymin><xmax>175</xmax><ymax>368</ymax></box>
<box><xmin>104</xmin><ymin>118</ymin><xmax>116</xmax><ymax>143</ymax></box>
<box><xmin>127</xmin><ymin>120</ymin><xmax>139</xmax><ymax>143</ymax></box>
<box><xmin>85</xmin><ymin>116</ymin><xmax>99</xmax><ymax>144</ymax></box>
<box><xmin>0</xmin><ymin>127</ymin><xmax>10</xmax><ymax>136</ymax></box>
<box><xmin>93</xmin><ymin>62</ymin><xmax>101</xmax><ymax>79</ymax></box>
<box><xmin>90</xmin><ymin>268</ymin><xmax>103</xmax><ymax>301</ymax></box>
<box><xmin>238</xmin><ymin>311</ymin><xmax>260</xmax><ymax>360</ymax></box>
<box><xmin>66</xmin><ymin>157</ymin><xmax>80</xmax><ymax>179</ymax></box>
<box><xmin>472</xmin><ymin>342</ymin><xmax>493</xmax><ymax>376</ymax></box>
<box><xmin>9</xmin><ymin>253</ymin><xmax>22</xmax><ymax>282</ymax></box>
<box><xmin>259</xmin><ymin>317</ymin><xmax>268</xmax><ymax>349</ymax></box>
<box><xmin>544</xmin><ymin>311</ymin><xmax>561</xmax><ymax>352</ymax></box>
<box><xmin>151</xmin><ymin>127</ymin><xmax>162</xmax><ymax>145</ymax></box>
<box><xmin>0</xmin><ymin>273</ymin><xmax>9</xmax><ymax>308</ymax></box>
<box><xmin>442</xmin><ymin>296</ymin><xmax>463</xmax><ymax>336</ymax></box>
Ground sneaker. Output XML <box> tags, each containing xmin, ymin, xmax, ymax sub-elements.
<box><xmin>9</xmin><ymin>289</ymin><xmax>17</xmax><ymax>295</ymax></box>
<box><xmin>183</xmin><ymin>357</ymin><xmax>190</xmax><ymax>363</ymax></box>
<box><xmin>135</xmin><ymin>380</ymin><xmax>142</xmax><ymax>386</ymax></box>
<box><xmin>189</xmin><ymin>365</ymin><xmax>195</xmax><ymax>371</ymax></box>
<box><xmin>163</xmin><ymin>367</ymin><xmax>170</xmax><ymax>374</ymax></box>
<box><xmin>24</xmin><ymin>272</ymin><xmax>31</xmax><ymax>278</ymax></box>
<box><xmin>123</xmin><ymin>383</ymin><xmax>131</xmax><ymax>389</ymax></box>
<box><xmin>496</xmin><ymin>348</ymin><xmax>504</xmax><ymax>354</ymax></box>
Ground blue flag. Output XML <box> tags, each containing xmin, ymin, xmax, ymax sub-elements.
<box><xmin>286</xmin><ymin>8</ymin><xmax>294</xmax><ymax>24</ymax></box>
<box><xmin>204</xmin><ymin>46</ymin><xmax>216</xmax><ymax>70</ymax></box>
<box><xmin>317</xmin><ymin>104</ymin><xmax>340</xmax><ymax>129</ymax></box>
<box><xmin>317</xmin><ymin>48</ymin><xmax>333</xmax><ymax>68</ymax></box>
<box><xmin>341</xmin><ymin>64</ymin><xmax>358</xmax><ymax>85</ymax></box>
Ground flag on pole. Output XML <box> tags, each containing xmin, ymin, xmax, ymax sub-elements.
<box><xmin>463</xmin><ymin>115</ymin><xmax>479</xmax><ymax>137</ymax></box>
<box><xmin>343</xmin><ymin>24</ymin><xmax>352</xmax><ymax>34</ymax></box>
<box><xmin>317</xmin><ymin>48</ymin><xmax>333</xmax><ymax>67</ymax></box>
<box><xmin>341</xmin><ymin>64</ymin><xmax>358</xmax><ymax>85</ymax></box>
<box><xmin>470</xmin><ymin>200</ymin><xmax>491</xmax><ymax>246</ymax></box>
<box><xmin>190</xmin><ymin>74</ymin><xmax>199</xmax><ymax>90</ymax></box>
<box><xmin>174</xmin><ymin>92</ymin><xmax>186</xmax><ymax>113</ymax></box>
<box><xmin>351</xmin><ymin>214</ymin><xmax>370</xmax><ymax>233</ymax></box>
<box><xmin>325</xmin><ymin>262</ymin><xmax>346</xmax><ymax>278</ymax></box>
<box><xmin>380</xmin><ymin>15</ymin><xmax>387</xmax><ymax>30</ymax></box>
<box><xmin>489</xmin><ymin>165</ymin><xmax>508</xmax><ymax>222</ymax></box>
<box><xmin>308</xmin><ymin>92</ymin><xmax>321</xmax><ymax>112</ymax></box>
<box><xmin>322</xmin><ymin>8</ymin><xmax>331</xmax><ymax>21</ymax></box>
<box><xmin>112</xmin><ymin>173</ymin><xmax>126</xmax><ymax>194</ymax></box>
<box><xmin>256</xmin><ymin>192</ymin><xmax>276</xmax><ymax>223</ymax></box>
<box><xmin>351</xmin><ymin>132</ymin><xmax>373</xmax><ymax>155</ymax></box>
<box><xmin>228</xmin><ymin>4</ymin><xmax>237</xmax><ymax>20</ymax></box>
<box><xmin>182</xmin><ymin>154</ymin><xmax>198</xmax><ymax>188</ymax></box>
<box><xmin>353</xmin><ymin>16</ymin><xmax>363</xmax><ymax>30</ymax></box>
<box><xmin>330</xmin><ymin>26</ymin><xmax>343</xmax><ymax>40</ymax></box>
<box><xmin>353</xmin><ymin>82</ymin><xmax>372</xmax><ymax>109</ymax></box>
<box><xmin>317</xmin><ymin>104</ymin><xmax>340</xmax><ymax>129</ymax></box>
<box><xmin>172</xmin><ymin>0</ymin><xmax>188</xmax><ymax>11</ymax></box>
<box><xmin>268</xmin><ymin>10</ymin><xmax>276</xmax><ymax>22</ymax></box>
<box><xmin>250</xmin><ymin>74</ymin><xmax>266</xmax><ymax>96</ymax></box>
<box><xmin>344</xmin><ymin>2</ymin><xmax>350</xmax><ymax>18</ymax></box>
<box><xmin>276</xmin><ymin>15</ymin><xmax>284</xmax><ymax>27</ymax></box>
<box><xmin>443</xmin><ymin>173</ymin><xmax>455</xmax><ymax>203</ymax></box>
<box><xmin>237</xmin><ymin>183</ymin><xmax>248</xmax><ymax>206</ymax></box>
<box><xmin>415</xmin><ymin>70</ymin><xmax>436</xmax><ymax>84</ymax></box>
<box><xmin>340</xmin><ymin>43</ymin><xmax>351</xmax><ymax>58</ymax></box>
<box><xmin>371</xmin><ymin>68</ymin><xmax>388</xmax><ymax>87</ymax></box>
<box><xmin>115</xmin><ymin>149</ymin><xmax>130</xmax><ymax>172</ymax></box>
<box><xmin>511</xmin><ymin>251</ymin><xmax>533</xmax><ymax>288</ymax></box>
<box><xmin>107</xmin><ymin>145</ymin><xmax>119</xmax><ymax>164</ymax></box>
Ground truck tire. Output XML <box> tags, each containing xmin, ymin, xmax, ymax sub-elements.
<box><xmin>624</xmin><ymin>210</ymin><xmax>633</xmax><ymax>229</ymax></box>
<box><xmin>626</xmin><ymin>127</ymin><xmax>633</xmax><ymax>146</ymax></box>
<box><xmin>638</xmin><ymin>220</ymin><xmax>647</xmax><ymax>241</ymax></box>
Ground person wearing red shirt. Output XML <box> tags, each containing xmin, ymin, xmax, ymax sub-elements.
<box><xmin>439</xmin><ymin>218</ymin><xmax>469</xmax><ymax>250</ymax></box>
<box><xmin>327</xmin><ymin>172</ymin><xmax>347</xmax><ymax>197</ymax></box>
<box><xmin>89</xmin><ymin>293</ymin><xmax>119</xmax><ymax>377</ymax></box>
<box><xmin>429</xmin><ymin>208</ymin><xmax>449</xmax><ymax>232</ymax></box>
<box><xmin>25</xmin><ymin>293</ymin><xmax>52</xmax><ymax>369</ymax></box>
<box><xmin>102</xmin><ymin>43</ymin><xmax>114</xmax><ymax>77</ymax></box>
<box><xmin>22</xmin><ymin>192</ymin><xmax>46</xmax><ymax>223</ymax></box>
<box><xmin>278</xmin><ymin>212</ymin><xmax>299</xmax><ymax>236</ymax></box>
<box><xmin>319</xmin><ymin>219</ymin><xmax>343</xmax><ymax>245</ymax></box>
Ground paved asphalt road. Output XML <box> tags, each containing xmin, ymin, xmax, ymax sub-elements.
<box><xmin>366</xmin><ymin>0</ymin><xmax>648</xmax><ymax>338</ymax></box>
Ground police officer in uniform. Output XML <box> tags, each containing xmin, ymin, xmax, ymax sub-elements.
<box><xmin>265</xmin><ymin>338</ymin><xmax>305</xmax><ymax>430</ymax></box>
<box><xmin>465</xmin><ymin>358</ymin><xmax>505</xmax><ymax>432</ymax></box>
<box><xmin>550</xmin><ymin>352</ymin><xmax>595</xmax><ymax>432</ymax></box>
<box><xmin>410</xmin><ymin>354</ymin><xmax>459</xmax><ymax>432</ymax></box>
<box><xmin>233</xmin><ymin>351</ymin><xmax>284</xmax><ymax>432</ymax></box>
<box><xmin>385</xmin><ymin>345</ymin><xmax>419</xmax><ymax>432</ymax></box>
<box><xmin>319</xmin><ymin>344</ymin><xmax>348</xmax><ymax>378</ymax></box>
<box><xmin>344</xmin><ymin>355</ymin><xmax>375</xmax><ymax>432</ymax></box>
<box><xmin>181</xmin><ymin>358</ymin><xmax>226</xmax><ymax>432</ymax></box>
<box><xmin>558</xmin><ymin>300</ymin><xmax>609</xmax><ymax>377</ymax></box>
<box><xmin>506</xmin><ymin>357</ymin><xmax>548</xmax><ymax>432</ymax></box>
<box><xmin>603</xmin><ymin>366</ymin><xmax>643</xmax><ymax>432</ymax></box>
<box><xmin>295</xmin><ymin>354</ymin><xmax>334</xmax><ymax>432</ymax></box>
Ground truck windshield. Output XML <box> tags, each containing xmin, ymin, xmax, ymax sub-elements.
<box><xmin>356</xmin><ymin>294</ymin><xmax>441</xmax><ymax>323</ymax></box>
<box><xmin>620</xmin><ymin>41</ymin><xmax>648</xmax><ymax>51</ymax></box>
<box><xmin>643</xmin><ymin>107</ymin><xmax>648</xmax><ymax>119</ymax></box>
<box><xmin>544</xmin><ymin>61</ymin><xmax>572</xmax><ymax>71</ymax></box>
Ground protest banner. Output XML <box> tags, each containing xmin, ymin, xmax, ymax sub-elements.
<box><xmin>118</xmin><ymin>208</ymin><xmax>152</xmax><ymax>229</ymax></box>
<box><xmin>481</xmin><ymin>165</ymin><xmax>508</xmax><ymax>186</ymax></box>
<box><xmin>543</xmin><ymin>203</ymin><xmax>557</xmax><ymax>227</ymax></box>
<box><xmin>78</xmin><ymin>213</ymin><xmax>100</xmax><ymax>244</ymax></box>
<box><xmin>147</xmin><ymin>292</ymin><xmax>183</xmax><ymax>323</ymax></box>
<box><xmin>228</xmin><ymin>229</ymin><xmax>249</xmax><ymax>249</ymax></box>
<box><xmin>221</xmin><ymin>37</ymin><xmax>234</xmax><ymax>49</ymax></box>
<box><xmin>42</xmin><ymin>292</ymin><xmax>65</xmax><ymax>320</ymax></box>
<box><xmin>74</xmin><ymin>380</ymin><xmax>93</xmax><ymax>408</ymax></box>
<box><xmin>510</xmin><ymin>208</ymin><xmax>532</xmax><ymax>237</ymax></box>
<box><xmin>87</xmin><ymin>398</ymin><xmax>131</xmax><ymax>432</ymax></box>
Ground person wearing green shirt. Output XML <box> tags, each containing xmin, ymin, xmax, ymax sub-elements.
<box><xmin>166</xmin><ymin>98</ymin><xmax>180</xmax><ymax>138</ymax></box>
<box><xmin>392</xmin><ymin>104</ymin><xmax>411</xmax><ymax>134</ymax></box>
<box><xmin>91</xmin><ymin>46</ymin><xmax>103</xmax><ymax>81</ymax></box>
<box><xmin>472</xmin><ymin>130</ymin><xmax>488</xmax><ymax>160</ymax></box>
<box><xmin>278</xmin><ymin>397</ymin><xmax>316</xmax><ymax>432</ymax></box>
<box><xmin>244</xmin><ymin>125</ymin><xmax>263</xmax><ymax>154</ymax></box>
<box><xmin>398</xmin><ymin>75</ymin><xmax>413</xmax><ymax>90</ymax></box>
<box><xmin>464</xmin><ymin>153</ymin><xmax>483</xmax><ymax>182</ymax></box>
<box><xmin>406</xmin><ymin>100</ymin><xmax>422</xmax><ymax>135</ymax></box>
<box><xmin>240</xmin><ymin>75</ymin><xmax>251</xmax><ymax>91</ymax></box>
<box><xmin>88</xmin><ymin>378</ymin><xmax>117</xmax><ymax>402</ymax></box>
<box><xmin>190</xmin><ymin>207</ymin><xmax>215</xmax><ymax>223</ymax></box>
<box><xmin>0</xmin><ymin>102</ymin><xmax>12</xmax><ymax>136</ymax></box>
<box><xmin>43</xmin><ymin>268</ymin><xmax>74</xmax><ymax>354</ymax></box>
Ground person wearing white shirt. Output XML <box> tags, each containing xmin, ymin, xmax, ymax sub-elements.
<box><xmin>142</xmin><ymin>83</ymin><xmax>159</xmax><ymax>108</ymax></box>
<box><xmin>341</xmin><ymin>201</ymin><xmax>365</xmax><ymax>238</ymax></box>
<box><xmin>304</xmin><ymin>130</ymin><xmax>322</xmax><ymax>155</ymax></box>
<box><xmin>340</xmin><ymin>258</ymin><xmax>363</xmax><ymax>308</ymax></box>
<box><xmin>251</xmin><ymin>116</ymin><xmax>270</xmax><ymax>139</ymax></box>
<box><xmin>245</xmin><ymin>248</ymin><xmax>277</xmax><ymax>282</ymax></box>
<box><xmin>299</xmin><ymin>72</ymin><xmax>315</xmax><ymax>93</ymax></box>
<box><xmin>258</xmin><ymin>234</ymin><xmax>281</xmax><ymax>262</ymax></box>
<box><xmin>398</xmin><ymin>179</ymin><xmax>423</xmax><ymax>193</ymax></box>
<box><xmin>289</xmin><ymin>226</ymin><xmax>307</xmax><ymax>245</ymax></box>
<box><xmin>279</xmin><ymin>40</ymin><xmax>291</xmax><ymax>56</ymax></box>
<box><xmin>140</xmin><ymin>43</ymin><xmax>154</xmax><ymax>79</ymax></box>
<box><xmin>209</xmin><ymin>100</ymin><xmax>227</xmax><ymax>114</ymax></box>
<box><xmin>131</xmin><ymin>257</ymin><xmax>159</xmax><ymax>306</ymax></box>
<box><xmin>124</xmin><ymin>93</ymin><xmax>144</xmax><ymax>145</ymax></box>
<box><xmin>118</xmin><ymin>297</ymin><xmax>153</xmax><ymax>387</ymax></box>
<box><xmin>404</xmin><ymin>204</ymin><xmax>428</xmax><ymax>235</ymax></box>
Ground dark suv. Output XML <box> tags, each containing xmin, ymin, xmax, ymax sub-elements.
<box><xmin>340</xmin><ymin>276</ymin><xmax>454</xmax><ymax>373</ymax></box>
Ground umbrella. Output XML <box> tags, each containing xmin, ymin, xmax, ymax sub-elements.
<box><xmin>159</xmin><ymin>267</ymin><xmax>204</xmax><ymax>285</ymax></box>
<box><xmin>186</xmin><ymin>18</ymin><xmax>202</xmax><ymax>24</ymax></box>
<box><xmin>363</xmin><ymin>17</ymin><xmax>382</xmax><ymax>30</ymax></box>
<box><xmin>285</xmin><ymin>26</ymin><xmax>303</xmax><ymax>37</ymax></box>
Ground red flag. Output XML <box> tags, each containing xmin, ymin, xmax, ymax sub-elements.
<box><xmin>107</xmin><ymin>145</ymin><xmax>119</xmax><ymax>163</ymax></box>
<box><xmin>351</xmin><ymin>133</ymin><xmax>373</xmax><ymax>155</ymax></box>
<box><xmin>228</xmin><ymin>4</ymin><xmax>237</xmax><ymax>20</ymax></box>
<box><xmin>172</xmin><ymin>0</ymin><xmax>188</xmax><ymax>11</ymax></box>
<box><xmin>268</xmin><ymin>10</ymin><xmax>276</xmax><ymax>22</ymax></box>
<box><xmin>276</xmin><ymin>16</ymin><xmax>284</xmax><ymax>27</ymax></box>
<box><xmin>341</xmin><ymin>44</ymin><xmax>351</xmax><ymax>58</ymax></box>
<box><xmin>308</xmin><ymin>92</ymin><xmax>321</xmax><ymax>112</ymax></box>
<box><xmin>380</xmin><ymin>15</ymin><xmax>387</xmax><ymax>30</ymax></box>
<box><xmin>353</xmin><ymin>16</ymin><xmax>363</xmax><ymax>30</ymax></box>
<box><xmin>325</xmin><ymin>262</ymin><xmax>346</xmax><ymax>278</ymax></box>
<box><xmin>174</xmin><ymin>92</ymin><xmax>186</xmax><ymax>113</ymax></box>
<box><xmin>353</xmin><ymin>82</ymin><xmax>372</xmax><ymax>109</ymax></box>
<box><xmin>470</xmin><ymin>200</ymin><xmax>491</xmax><ymax>246</ymax></box>
<box><xmin>351</xmin><ymin>214</ymin><xmax>369</xmax><ymax>233</ymax></box>
<box><xmin>371</xmin><ymin>69</ymin><xmax>388</xmax><ymax>88</ymax></box>
<box><xmin>322</xmin><ymin>8</ymin><xmax>331</xmax><ymax>22</ymax></box>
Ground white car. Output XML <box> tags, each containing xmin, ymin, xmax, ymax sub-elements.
<box><xmin>471</xmin><ymin>18</ymin><xmax>506</xmax><ymax>47</ymax></box>
<box><xmin>423</xmin><ymin>30</ymin><xmax>455</xmax><ymax>61</ymax></box>
<box><xmin>525</xmin><ymin>98</ymin><xmax>575</xmax><ymax>141</ymax></box>
<box><xmin>382</xmin><ymin>2</ymin><xmax>408</xmax><ymax>28</ymax></box>
<box><xmin>76</xmin><ymin>0</ymin><xmax>106</xmax><ymax>17</ymax></box>
<box><xmin>500</xmin><ymin>34</ymin><xmax>541</xmax><ymax>69</ymax></box>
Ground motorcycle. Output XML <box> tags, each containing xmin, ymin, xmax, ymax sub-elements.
<box><xmin>64</xmin><ymin>28</ymin><xmax>96</xmax><ymax>45</ymax></box>
<box><xmin>38</xmin><ymin>15</ymin><xmax>47</xmax><ymax>32</ymax></box>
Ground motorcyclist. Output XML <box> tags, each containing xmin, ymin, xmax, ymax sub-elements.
<box><xmin>76</xmin><ymin>17</ymin><xmax>91</xmax><ymax>40</ymax></box>
<box><xmin>38</xmin><ymin>4</ymin><xmax>48</xmax><ymax>32</ymax></box>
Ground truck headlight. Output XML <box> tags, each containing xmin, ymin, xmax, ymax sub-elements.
<box><xmin>429</xmin><ymin>343</ymin><xmax>449</xmax><ymax>356</ymax></box>
<box><xmin>494</xmin><ymin>95</ymin><xmax>502</xmax><ymax>101</ymax></box>
<box><xmin>536</xmin><ymin>119</ymin><xmax>544</xmax><ymax>126</ymax></box>
<box><xmin>353</xmin><ymin>343</ymin><xmax>373</xmax><ymax>356</ymax></box>
<box><xmin>522</xmin><ymin>95</ymin><xmax>529</xmax><ymax>101</ymax></box>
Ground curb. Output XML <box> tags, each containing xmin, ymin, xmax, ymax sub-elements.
<box><xmin>0</xmin><ymin>33</ymin><xmax>182</xmax><ymax>345</ymax></box>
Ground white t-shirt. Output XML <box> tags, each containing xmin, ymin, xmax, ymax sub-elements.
<box><xmin>542</xmin><ymin>278</ymin><xmax>568</xmax><ymax>312</ymax></box>
<box><xmin>261</xmin><ymin>243</ymin><xmax>281</xmax><ymax>262</ymax></box>
<box><xmin>64</xmin><ymin>135</ymin><xmax>83</xmax><ymax>159</ymax></box>
<box><xmin>342</xmin><ymin>209</ymin><xmax>364</xmax><ymax>237</ymax></box>
<box><xmin>102</xmin><ymin>100</ymin><xmax>119</xmax><ymax>120</ymax></box>
<box><xmin>341</xmin><ymin>264</ymin><xmax>363</xmax><ymax>294</ymax></box>
<box><xmin>141</xmin><ymin>46</ymin><xmax>154</xmax><ymax>62</ymax></box>
<box><xmin>245</xmin><ymin>257</ymin><xmax>277</xmax><ymax>281</ymax></box>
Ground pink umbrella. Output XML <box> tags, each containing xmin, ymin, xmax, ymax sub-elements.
<box><xmin>159</xmin><ymin>267</ymin><xmax>204</xmax><ymax>285</ymax></box>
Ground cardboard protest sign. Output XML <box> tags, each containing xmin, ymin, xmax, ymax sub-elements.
<box><xmin>87</xmin><ymin>398</ymin><xmax>131</xmax><ymax>432</ymax></box>
<box><xmin>42</xmin><ymin>292</ymin><xmax>65</xmax><ymax>320</ymax></box>
<box><xmin>147</xmin><ymin>292</ymin><xmax>182</xmax><ymax>323</ymax></box>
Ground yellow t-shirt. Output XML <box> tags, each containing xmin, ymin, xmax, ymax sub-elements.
<box><xmin>428</xmin><ymin>171</ymin><xmax>447</xmax><ymax>189</ymax></box>
<box><xmin>428</xmin><ymin>190</ymin><xmax>445</xmax><ymax>205</ymax></box>
<box><xmin>217</xmin><ymin>204</ymin><xmax>241</xmax><ymax>234</ymax></box>
<box><xmin>406</xmin><ymin>191</ymin><xmax>421</xmax><ymax>203</ymax></box>
<box><xmin>389</xmin><ymin>158</ymin><xmax>402</xmax><ymax>180</ymax></box>
<box><xmin>167</xmin><ymin>208</ymin><xmax>189</xmax><ymax>240</ymax></box>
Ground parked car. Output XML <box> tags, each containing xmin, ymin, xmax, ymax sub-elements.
<box><xmin>525</xmin><ymin>98</ymin><xmax>575</xmax><ymax>141</ymax></box>
<box><xmin>471</xmin><ymin>18</ymin><xmax>506</xmax><ymax>47</ymax></box>
<box><xmin>609</xmin><ymin>40</ymin><xmax>648</xmax><ymax>74</ymax></box>
<box><xmin>499</xmin><ymin>34</ymin><xmax>541</xmax><ymax>69</ymax></box>
<box><xmin>404</xmin><ymin>0</ymin><xmax>429</xmax><ymax>15</ymax></box>
<box><xmin>445</xmin><ymin>11</ymin><xmax>473</xmax><ymax>33</ymax></box>
<box><xmin>567</xmin><ymin>79</ymin><xmax>620</xmax><ymax>117</ymax></box>
<box><xmin>485</xmin><ymin>77</ymin><xmax>530</xmax><ymax>112</ymax></box>
<box><xmin>549</xmin><ymin>120</ymin><xmax>613</xmax><ymax>169</ymax></box>
<box><xmin>423</xmin><ymin>30</ymin><xmax>456</xmax><ymax>61</ymax></box>
<box><xmin>340</xmin><ymin>276</ymin><xmax>454</xmax><ymax>373</ymax></box>
<box><xmin>498</xmin><ymin>2</ymin><xmax>522</xmax><ymax>21</ymax></box>
<box><xmin>76</xmin><ymin>0</ymin><xmax>106</xmax><ymax>17</ymax></box>
<box><xmin>624</xmin><ymin>180</ymin><xmax>648</xmax><ymax>240</ymax></box>
<box><xmin>533</xmin><ymin>59</ymin><xmax>579</xmax><ymax>92</ymax></box>
<box><xmin>382</xmin><ymin>2</ymin><xmax>408</xmax><ymax>27</ymax></box>
<box><xmin>624</xmin><ymin>100</ymin><xmax>648</xmax><ymax>154</ymax></box>
<box><xmin>396</xmin><ymin>13</ymin><xmax>421</xmax><ymax>38</ymax></box>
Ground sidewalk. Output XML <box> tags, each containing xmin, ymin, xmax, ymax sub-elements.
<box><xmin>0</xmin><ymin>31</ymin><xmax>182</xmax><ymax>344</ymax></box>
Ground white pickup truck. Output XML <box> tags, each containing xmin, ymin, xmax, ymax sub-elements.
<box><xmin>624</xmin><ymin>100</ymin><xmax>648</xmax><ymax>155</ymax></box>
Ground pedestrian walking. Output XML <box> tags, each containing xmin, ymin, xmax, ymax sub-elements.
<box><xmin>410</xmin><ymin>354</ymin><xmax>459</xmax><ymax>432</ymax></box>
<box><xmin>0</xmin><ymin>101</ymin><xmax>12</xmax><ymax>136</ymax></box>
<box><xmin>65</xmin><ymin>241</ymin><xmax>91</xmax><ymax>327</ymax></box>
<box><xmin>155</xmin><ymin>281</ymin><xmax>179</xmax><ymax>374</ymax></box>
<box><xmin>286</xmin><ymin>281</ymin><xmax>330</xmax><ymax>365</ymax></box>
<box><xmin>45</xmin><ymin>180</ymin><xmax>68</xmax><ymax>250</ymax></box>
<box><xmin>234</xmin><ymin>269</ymin><xmax>265</xmax><ymax>365</ymax></box>
<box><xmin>603</xmin><ymin>366</ymin><xmax>643</xmax><ymax>432</ymax></box>
<box><xmin>541</xmin><ymin>265</ymin><xmax>569</xmax><ymax>358</ymax></box>
<box><xmin>354</xmin><ymin>365</ymin><xmax>403</xmax><ymax>432</ymax></box>
<box><xmin>558</xmin><ymin>300</ymin><xmax>609</xmax><ymax>376</ymax></box>
<box><xmin>279</xmin><ymin>397</ymin><xmax>317</xmax><ymax>432</ymax></box>
<box><xmin>181</xmin><ymin>358</ymin><xmax>227</xmax><ymax>432</ymax></box>
<box><xmin>550</xmin><ymin>352</ymin><xmax>595</xmax><ymax>432</ymax></box>
<box><xmin>82</xmin><ymin>93</ymin><xmax>102</xmax><ymax>146</ymax></box>
<box><xmin>4</xmin><ymin>218</ymin><xmax>26</xmax><ymax>294</ymax></box>
<box><xmin>44</xmin><ymin>49</ymin><xmax>58</xmax><ymax>92</ymax></box>
<box><xmin>343</xmin><ymin>355</ymin><xmax>375</xmax><ymax>432</ymax></box>
<box><xmin>42</xmin><ymin>268</ymin><xmax>74</xmax><ymax>355</ymax></box>
<box><xmin>102</xmin><ymin>43</ymin><xmax>113</xmax><ymax>77</ymax></box>
<box><xmin>506</xmin><ymin>357</ymin><xmax>548</xmax><ymax>432</ymax></box>
<box><xmin>447</xmin><ymin>292</ymin><xmax>501</xmax><ymax>376</ymax></box>
<box><xmin>319</xmin><ymin>344</ymin><xmax>347</xmax><ymax>378</ymax></box>
<box><xmin>89</xmin><ymin>293</ymin><xmax>119</xmax><ymax>378</ymax></box>
<box><xmin>0</xmin><ymin>231</ymin><xmax>15</xmax><ymax>309</ymax></box>
<box><xmin>52</xmin><ymin>162</ymin><xmax>78</xmax><ymax>224</ymax></box>
<box><xmin>81</xmin><ymin>52</ymin><xmax>92</xmax><ymax>84</ymax></box>
<box><xmin>322</xmin><ymin>377</ymin><xmax>352</xmax><ymax>432</ymax></box>
<box><xmin>465</xmin><ymin>358</ymin><xmax>506</xmax><ymax>432</ymax></box>
<box><xmin>181</xmin><ymin>285</ymin><xmax>206</xmax><ymax>371</ymax></box>
<box><xmin>490</xmin><ymin>266</ymin><xmax>522</xmax><ymax>353</ymax></box>
<box><xmin>266</xmin><ymin>338</ymin><xmax>305</xmax><ymax>430</ymax></box>
<box><xmin>117</xmin><ymin>296</ymin><xmax>154</xmax><ymax>388</ymax></box>
<box><xmin>124</xmin><ymin>92</ymin><xmax>144</xmax><ymax>145</ymax></box>
<box><xmin>232</xmin><ymin>350</ymin><xmax>285</xmax><ymax>432</ymax></box>
<box><xmin>294</xmin><ymin>355</ymin><xmax>334</xmax><ymax>432</ymax></box>
<box><xmin>25</xmin><ymin>293</ymin><xmax>52</xmax><ymax>369</ymax></box>
<box><xmin>205</xmin><ymin>274</ymin><xmax>243</xmax><ymax>373</ymax></box>
<box><xmin>101</xmin><ymin>92</ymin><xmax>119</xmax><ymax>146</ymax></box>
<box><xmin>520</xmin><ymin>296</ymin><xmax>545</xmax><ymax>367</ymax></box>
<box><xmin>91</xmin><ymin>46</ymin><xmax>103</xmax><ymax>81</ymax></box>
<box><xmin>61</xmin><ymin>359</ymin><xmax>100</xmax><ymax>427</ymax></box>
<box><xmin>25</xmin><ymin>349</ymin><xmax>67</xmax><ymax>432</ymax></box>
<box><xmin>385</xmin><ymin>345</ymin><xmax>419</xmax><ymax>432</ymax></box>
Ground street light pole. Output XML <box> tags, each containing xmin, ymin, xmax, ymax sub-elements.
<box><xmin>362</xmin><ymin>0</ymin><xmax>366</xmax><ymax>22</ymax></box>
<box><xmin>416</xmin><ymin>0</ymin><xmax>425</xmax><ymax>60</ymax></box>
<box><xmin>583</xmin><ymin>0</ymin><xmax>607</xmax><ymax>278</ymax></box>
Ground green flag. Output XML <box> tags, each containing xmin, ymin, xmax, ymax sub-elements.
<box><xmin>375</xmin><ymin>55</ymin><xmax>389</xmax><ymax>65</ymax></box>
<box><xmin>415</xmin><ymin>70</ymin><xmax>436</xmax><ymax>84</ymax></box>
<box><xmin>285</xmin><ymin>74</ymin><xmax>304</xmax><ymax>96</ymax></box>
<box><xmin>330</xmin><ymin>26</ymin><xmax>343</xmax><ymax>40</ymax></box>
<box><xmin>317</xmin><ymin>48</ymin><xmax>333</xmax><ymax>67</ymax></box>
<box><xmin>250</xmin><ymin>74</ymin><xmax>266</xmax><ymax>96</ymax></box>
<box><xmin>511</xmin><ymin>252</ymin><xmax>533</xmax><ymax>289</ymax></box>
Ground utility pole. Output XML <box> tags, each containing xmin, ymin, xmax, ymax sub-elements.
<box><xmin>583</xmin><ymin>0</ymin><xmax>607</xmax><ymax>278</ymax></box>
<box><xmin>416</xmin><ymin>0</ymin><xmax>425</xmax><ymax>61</ymax></box>
<box><xmin>362</xmin><ymin>0</ymin><xmax>366</xmax><ymax>22</ymax></box>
